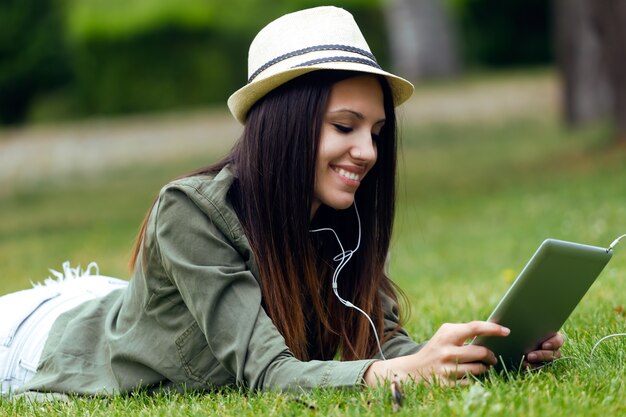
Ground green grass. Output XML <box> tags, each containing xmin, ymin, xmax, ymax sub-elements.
<box><xmin>1</xmin><ymin>107</ymin><xmax>626</xmax><ymax>414</ymax></box>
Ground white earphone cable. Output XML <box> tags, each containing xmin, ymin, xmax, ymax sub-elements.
<box><xmin>607</xmin><ymin>234</ymin><xmax>626</xmax><ymax>253</ymax></box>
<box><xmin>309</xmin><ymin>202</ymin><xmax>387</xmax><ymax>360</ymax></box>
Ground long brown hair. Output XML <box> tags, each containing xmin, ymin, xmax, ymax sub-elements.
<box><xmin>131</xmin><ymin>70</ymin><xmax>403</xmax><ymax>361</ymax></box>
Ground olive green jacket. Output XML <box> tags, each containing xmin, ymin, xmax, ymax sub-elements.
<box><xmin>22</xmin><ymin>166</ymin><xmax>421</xmax><ymax>395</ymax></box>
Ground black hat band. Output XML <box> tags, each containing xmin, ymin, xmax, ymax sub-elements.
<box><xmin>248</xmin><ymin>44</ymin><xmax>378</xmax><ymax>83</ymax></box>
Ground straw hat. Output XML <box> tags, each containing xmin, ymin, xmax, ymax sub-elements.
<box><xmin>227</xmin><ymin>6</ymin><xmax>414</xmax><ymax>124</ymax></box>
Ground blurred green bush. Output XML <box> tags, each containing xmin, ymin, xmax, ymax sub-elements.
<box><xmin>0</xmin><ymin>0</ymin><xmax>71</xmax><ymax>124</ymax></box>
<box><xmin>449</xmin><ymin>0</ymin><xmax>551</xmax><ymax>67</ymax></box>
<box><xmin>70</xmin><ymin>29</ymin><xmax>248</xmax><ymax>115</ymax></box>
<box><xmin>1</xmin><ymin>0</ymin><xmax>382</xmax><ymax>123</ymax></box>
<box><xmin>65</xmin><ymin>0</ymin><xmax>383</xmax><ymax>116</ymax></box>
<box><xmin>0</xmin><ymin>0</ymin><xmax>551</xmax><ymax>125</ymax></box>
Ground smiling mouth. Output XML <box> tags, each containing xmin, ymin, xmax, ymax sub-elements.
<box><xmin>334</xmin><ymin>167</ymin><xmax>361</xmax><ymax>181</ymax></box>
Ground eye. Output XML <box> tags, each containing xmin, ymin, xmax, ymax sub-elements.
<box><xmin>371</xmin><ymin>132</ymin><xmax>381</xmax><ymax>142</ymax></box>
<box><xmin>333</xmin><ymin>124</ymin><xmax>353</xmax><ymax>134</ymax></box>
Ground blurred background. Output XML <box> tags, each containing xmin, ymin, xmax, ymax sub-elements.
<box><xmin>1</xmin><ymin>0</ymin><xmax>625</xmax><ymax>299</ymax></box>
<box><xmin>1</xmin><ymin>0</ymin><xmax>624</xmax><ymax>133</ymax></box>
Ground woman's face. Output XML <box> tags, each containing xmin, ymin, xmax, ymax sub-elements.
<box><xmin>311</xmin><ymin>75</ymin><xmax>385</xmax><ymax>217</ymax></box>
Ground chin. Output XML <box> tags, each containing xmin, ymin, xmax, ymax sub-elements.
<box><xmin>326</xmin><ymin>199</ymin><xmax>355</xmax><ymax>211</ymax></box>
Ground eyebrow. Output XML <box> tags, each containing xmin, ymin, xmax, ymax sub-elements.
<box><xmin>328</xmin><ymin>109</ymin><xmax>386</xmax><ymax>124</ymax></box>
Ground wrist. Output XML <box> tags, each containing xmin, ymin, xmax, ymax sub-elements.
<box><xmin>364</xmin><ymin>360</ymin><xmax>391</xmax><ymax>387</ymax></box>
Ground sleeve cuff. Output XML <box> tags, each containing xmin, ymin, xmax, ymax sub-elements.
<box><xmin>323</xmin><ymin>359</ymin><xmax>378</xmax><ymax>388</ymax></box>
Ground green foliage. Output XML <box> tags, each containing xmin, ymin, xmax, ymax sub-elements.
<box><xmin>4</xmin><ymin>374</ymin><xmax>626</xmax><ymax>416</ymax></box>
<box><xmin>66</xmin><ymin>0</ymin><xmax>216</xmax><ymax>41</ymax></box>
<box><xmin>1</xmin><ymin>0</ymin><xmax>558</xmax><ymax>123</ymax></box>
<box><xmin>64</xmin><ymin>0</ymin><xmax>386</xmax><ymax>117</ymax></box>
<box><xmin>0</xmin><ymin>0</ymin><xmax>384</xmax><ymax>124</ymax></box>
<box><xmin>0</xmin><ymin>0</ymin><xmax>71</xmax><ymax>124</ymax></box>
<box><xmin>69</xmin><ymin>29</ymin><xmax>249</xmax><ymax>115</ymax></box>
<box><xmin>65</xmin><ymin>0</ymin><xmax>381</xmax><ymax>42</ymax></box>
<box><xmin>448</xmin><ymin>0</ymin><xmax>552</xmax><ymax>67</ymax></box>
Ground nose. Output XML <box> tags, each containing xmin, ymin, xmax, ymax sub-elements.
<box><xmin>350</xmin><ymin>131</ymin><xmax>377</xmax><ymax>162</ymax></box>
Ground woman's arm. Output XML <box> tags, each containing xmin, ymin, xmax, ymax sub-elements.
<box><xmin>364</xmin><ymin>323</ymin><xmax>565</xmax><ymax>386</ymax></box>
<box><xmin>364</xmin><ymin>321</ymin><xmax>504</xmax><ymax>386</ymax></box>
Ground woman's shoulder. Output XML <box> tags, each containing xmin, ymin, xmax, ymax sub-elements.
<box><xmin>153</xmin><ymin>165</ymin><xmax>243</xmax><ymax>239</ymax></box>
<box><xmin>159</xmin><ymin>165</ymin><xmax>236</xmax><ymax>208</ymax></box>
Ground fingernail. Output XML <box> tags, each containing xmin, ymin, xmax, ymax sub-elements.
<box><xmin>502</xmin><ymin>327</ymin><xmax>511</xmax><ymax>335</ymax></box>
<box><xmin>527</xmin><ymin>353</ymin><xmax>537</xmax><ymax>361</ymax></box>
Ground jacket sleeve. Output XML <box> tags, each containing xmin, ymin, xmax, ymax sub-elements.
<box><xmin>376</xmin><ymin>292</ymin><xmax>424</xmax><ymax>359</ymax></box>
<box><xmin>154</xmin><ymin>187</ymin><xmax>375</xmax><ymax>391</ymax></box>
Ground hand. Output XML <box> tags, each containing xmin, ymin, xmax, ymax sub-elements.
<box><xmin>524</xmin><ymin>332</ymin><xmax>564</xmax><ymax>368</ymax></box>
<box><xmin>364</xmin><ymin>321</ymin><xmax>509</xmax><ymax>387</ymax></box>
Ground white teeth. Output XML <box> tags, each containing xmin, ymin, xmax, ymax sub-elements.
<box><xmin>337</xmin><ymin>168</ymin><xmax>360</xmax><ymax>181</ymax></box>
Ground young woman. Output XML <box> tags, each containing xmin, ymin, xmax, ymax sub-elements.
<box><xmin>1</xmin><ymin>6</ymin><xmax>563</xmax><ymax>396</ymax></box>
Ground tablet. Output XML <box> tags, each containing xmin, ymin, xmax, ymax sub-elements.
<box><xmin>472</xmin><ymin>238</ymin><xmax>612</xmax><ymax>370</ymax></box>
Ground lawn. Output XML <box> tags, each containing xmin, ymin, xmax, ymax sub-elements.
<box><xmin>1</xmin><ymin>83</ymin><xmax>626</xmax><ymax>415</ymax></box>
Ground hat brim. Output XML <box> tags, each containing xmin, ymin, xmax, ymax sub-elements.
<box><xmin>227</xmin><ymin>63</ymin><xmax>414</xmax><ymax>124</ymax></box>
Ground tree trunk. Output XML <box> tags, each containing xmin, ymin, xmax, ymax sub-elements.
<box><xmin>590</xmin><ymin>0</ymin><xmax>626</xmax><ymax>142</ymax></box>
<box><xmin>554</xmin><ymin>0</ymin><xmax>612</xmax><ymax>127</ymax></box>
<box><xmin>383</xmin><ymin>0</ymin><xmax>460</xmax><ymax>81</ymax></box>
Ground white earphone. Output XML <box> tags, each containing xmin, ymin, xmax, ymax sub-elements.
<box><xmin>309</xmin><ymin>201</ymin><xmax>387</xmax><ymax>360</ymax></box>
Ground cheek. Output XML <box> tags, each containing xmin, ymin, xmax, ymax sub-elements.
<box><xmin>317</xmin><ymin>132</ymin><xmax>342</xmax><ymax>162</ymax></box>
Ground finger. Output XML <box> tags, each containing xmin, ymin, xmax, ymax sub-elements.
<box><xmin>411</xmin><ymin>361</ymin><xmax>489</xmax><ymax>385</ymax></box>
<box><xmin>526</xmin><ymin>349</ymin><xmax>561</xmax><ymax>363</ymax></box>
<box><xmin>449</xmin><ymin>345</ymin><xmax>498</xmax><ymax>366</ymax></box>
<box><xmin>450</xmin><ymin>362</ymin><xmax>491</xmax><ymax>377</ymax></box>
<box><xmin>437</xmin><ymin>321</ymin><xmax>510</xmax><ymax>345</ymax></box>
<box><xmin>540</xmin><ymin>333</ymin><xmax>565</xmax><ymax>350</ymax></box>
<box><xmin>430</xmin><ymin>363</ymin><xmax>490</xmax><ymax>382</ymax></box>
